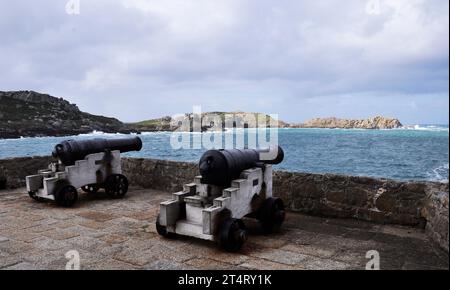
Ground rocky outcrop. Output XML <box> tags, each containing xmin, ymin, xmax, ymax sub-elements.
<box><xmin>132</xmin><ymin>112</ymin><xmax>291</xmax><ymax>132</ymax></box>
<box><xmin>0</xmin><ymin>91</ymin><xmax>137</xmax><ymax>139</ymax></box>
<box><xmin>294</xmin><ymin>116</ymin><xmax>403</xmax><ymax>129</ymax></box>
<box><xmin>1</xmin><ymin>91</ymin><xmax>403</xmax><ymax>138</ymax></box>
<box><xmin>0</xmin><ymin>91</ymin><xmax>293</xmax><ymax>137</ymax></box>
<box><xmin>130</xmin><ymin>116</ymin><xmax>175</xmax><ymax>132</ymax></box>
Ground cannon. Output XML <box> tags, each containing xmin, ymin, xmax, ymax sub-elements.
<box><xmin>156</xmin><ymin>146</ymin><xmax>286</xmax><ymax>252</ymax></box>
<box><xmin>26</xmin><ymin>137</ymin><xmax>142</xmax><ymax>207</ymax></box>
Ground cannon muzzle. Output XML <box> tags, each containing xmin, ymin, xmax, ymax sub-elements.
<box><xmin>199</xmin><ymin>146</ymin><xmax>284</xmax><ymax>186</ymax></box>
<box><xmin>52</xmin><ymin>136</ymin><xmax>143</xmax><ymax>166</ymax></box>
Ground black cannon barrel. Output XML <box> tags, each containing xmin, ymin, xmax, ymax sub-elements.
<box><xmin>199</xmin><ymin>146</ymin><xmax>284</xmax><ymax>186</ymax></box>
<box><xmin>52</xmin><ymin>136</ymin><xmax>143</xmax><ymax>166</ymax></box>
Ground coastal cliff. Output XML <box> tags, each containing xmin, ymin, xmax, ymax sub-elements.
<box><xmin>293</xmin><ymin>116</ymin><xmax>403</xmax><ymax>129</ymax></box>
<box><xmin>0</xmin><ymin>91</ymin><xmax>136</xmax><ymax>139</ymax></box>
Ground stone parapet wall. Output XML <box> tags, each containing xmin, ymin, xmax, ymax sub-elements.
<box><xmin>1</xmin><ymin>156</ymin><xmax>448</xmax><ymax>251</ymax></box>
<box><xmin>421</xmin><ymin>183</ymin><xmax>449</xmax><ymax>252</ymax></box>
<box><xmin>0</xmin><ymin>156</ymin><xmax>53</xmax><ymax>189</ymax></box>
<box><xmin>273</xmin><ymin>171</ymin><xmax>432</xmax><ymax>226</ymax></box>
<box><xmin>121</xmin><ymin>158</ymin><xmax>197</xmax><ymax>192</ymax></box>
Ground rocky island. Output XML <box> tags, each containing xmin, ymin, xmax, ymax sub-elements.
<box><xmin>292</xmin><ymin>116</ymin><xmax>403</xmax><ymax>129</ymax></box>
<box><xmin>0</xmin><ymin>91</ymin><xmax>136</xmax><ymax>139</ymax></box>
<box><xmin>130</xmin><ymin>114</ymin><xmax>403</xmax><ymax>131</ymax></box>
<box><xmin>134</xmin><ymin>111</ymin><xmax>291</xmax><ymax>132</ymax></box>
<box><xmin>0</xmin><ymin>90</ymin><xmax>403</xmax><ymax>138</ymax></box>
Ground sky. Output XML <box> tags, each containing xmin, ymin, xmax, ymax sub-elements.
<box><xmin>0</xmin><ymin>0</ymin><xmax>448</xmax><ymax>124</ymax></box>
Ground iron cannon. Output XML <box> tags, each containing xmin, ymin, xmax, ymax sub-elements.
<box><xmin>156</xmin><ymin>146</ymin><xmax>286</xmax><ymax>252</ymax></box>
<box><xmin>26</xmin><ymin>136</ymin><xmax>142</xmax><ymax>207</ymax></box>
<box><xmin>53</xmin><ymin>137</ymin><xmax>142</xmax><ymax>166</ymax></box>
<box><xmin>199</xmin><ymin>146</ymin><xmax>284</xmax><ymax>186</ymax></box>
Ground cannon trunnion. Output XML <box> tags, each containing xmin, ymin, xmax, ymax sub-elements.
<box><xmin>26</xmin><ymin>137</ymin><xmax>142</xmax><ymax>207</ymax></box>
<box><xmin>157</xmin><ymin>146</ymin><xmax>286</xmax><ymax>252</ymax></box>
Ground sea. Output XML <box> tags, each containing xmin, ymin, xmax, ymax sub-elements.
<box><xmin>0</xmin><ymin>125</ymin><xmax>448</xmax><ymax>183</ymax></box>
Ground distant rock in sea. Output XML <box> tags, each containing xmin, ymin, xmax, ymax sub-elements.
<box><xmin>132</xmin><ymin>111</ymin><xmax>291</xmax><ymax>132</ymax></box>
<box><xmin>0</xmin><ymin>91</ymin><xmax>136</xmax><ymax>139</ymax></box>
<box><xmin>292</xmin><ymin>116</ymin><xmax>403</xmax><ymax>129</ymax></box>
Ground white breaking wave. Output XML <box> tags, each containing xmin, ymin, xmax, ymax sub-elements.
<box><xmin>77</xmin><ymin>130</ymin><xmax>107</xmax><ymax>136</ymax></box>
<box><xmin>402</xmin><ymin>125</ymin><xmax>449</xmax><ymax>132</ymax></box>
<box><xmin>78</xmin><ymin>130</ymin><xmax>141</xmax><ymax>137</ymax></box>
<box><xmin>426</xmin><ymin>163</ymin><xmax>449</xmax><ymax>183</ymax></box>
<box><xmin>140</xmin><ymin>131</ymin><xmax>172</xmax><ymax>136</ymax></box>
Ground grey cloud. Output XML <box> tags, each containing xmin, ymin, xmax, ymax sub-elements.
<box><xmin>0</xmin><ymin>0</ymin><xmax>448</xmax><ymax>124</ymax></box>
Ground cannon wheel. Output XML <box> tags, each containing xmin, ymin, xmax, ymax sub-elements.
<box><xmin>218</xmin><ymin>218</ymin><xmax>247</xmax><ymax>252</ymax></box>
<box><xmin>81</xmin><ymin>185</ymin><xmax>99</xmax><ymax>194</ymax></box>
<box><xmin>55</xmin><ymin>185</ymin><xmax>78</xmax><ymax>207</ymax></box>
<box><xmin>105</xmin><ymin>174</ymin><xmax>128</xmax><ymax>199</ymax></box>
<box><xmin>155</xmin><ymin>214</ymin><xmax>176</xmax><ymax>239</ymax></box>
<box><xmin>258</xmin><ymin>197</ymin><xmax>286</xmax><ymax>234</ymax></box>
<box><xmin>28</xmin><ymin>191</ymin><xmax>45</xmax><ymax>202</ymax></box>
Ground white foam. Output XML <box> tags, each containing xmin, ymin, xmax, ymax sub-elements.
<box><xmin>140</xmin><ymin>131</ymin><xmax>172</xmax><ymax>136</ymax></box>
<box><xmin>402</xmin><ymin>125</ymin><xmax>449</xmax><ymax>132</ymax></box>
<box><xmin>426</xmin><ymin>163</ymin><xmax>449</xmax><ymax>183</ymax></box>
<box><xmin>77</xmin><ymin>130</ymin><xmax>142</xmax><ymax>137</ymax></box>
<box><xmin>77</xmin><ymin>130</ymin><xmax>107</xmax><ymax>137</ymax></box>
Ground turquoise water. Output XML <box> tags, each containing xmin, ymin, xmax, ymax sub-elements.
<box><xmin>0</xmin><ymin>126</ymin><xmax>448</xmax><ymax>182</ymax></box>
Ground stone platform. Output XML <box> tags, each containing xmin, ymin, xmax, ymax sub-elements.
<box><xmin>0</xmin><ymin>188</ymin><xmax>448</xmax><ymax>270</ymax></box>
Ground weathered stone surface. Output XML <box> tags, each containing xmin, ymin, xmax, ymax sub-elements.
<box><xmin>0</xmin><ymin>187</ymin><xmax>447</xmax><ymax>270</ymax></box>
<box><xmin>0</xmin><ymin>156</ymin><xmax>53</xmax><ymax>189</ymax></box>
<box><xmin>421</xmin><ymin>184</ymin><xmax>449</xmax><ymax>252</ymax></box>
<box><xmin>121</xmin><ymin>158</ymin><xmax>198</xmax><ymax>193</ymax></box>
<box><xmin>1</xmin><ymin>156</ymin><xmax>448</xmax><ymax>253</ymax></box>
<box><xmin>273</xmin><ymin>171</ymin><xmax>433</xmax><ymax>227</ymax></box>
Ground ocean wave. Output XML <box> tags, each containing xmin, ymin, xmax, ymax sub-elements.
<box><xmin>426</xmin><ymin>163</ymin><xmax>449</xmax><ymax>183</ymax></box>
<box><xmin>76</xmin><ymin>131</ymin><xmax>140</xmax><ymax>138</ymax></box>
<box><xmin>401</xmin><ymin>125</ymin><xmax>449</xmax><ymax>132</ymax></box>
<box><xmin>139</xmin><ymin>131</ymin><xmax>172</xmax><ymax>136</ymax></box>
<box><xmin>0</xmin><ymin>131</ymin><xmax>121</xmax><ymax>141</ymax></box>
<box><xmin>77</xmin><ymin>130</ymin><xmax>108</xmax><ymax>136</ymax></box>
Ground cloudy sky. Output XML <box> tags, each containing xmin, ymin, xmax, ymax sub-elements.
<box><xmin>0</xmin><ymin>0</ymin><xmax>448</xmax><ymax>124</ymax></box>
